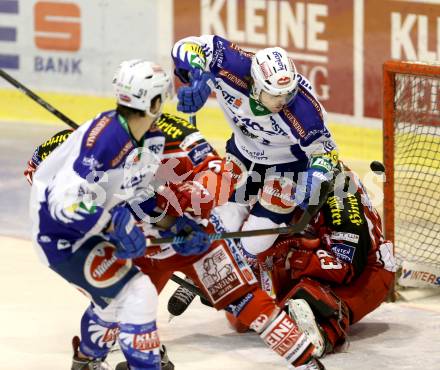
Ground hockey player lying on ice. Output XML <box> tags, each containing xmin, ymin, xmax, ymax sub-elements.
<box><xmin>25</xmin><ymin>103</ymin><xmax>327</xmax><ymax>368</ymax></box>
<box><xmin>158</xmin><ymin>148</ymin><xmax>396</xmax><ymax>362</ymax></box>
<box><xmin>223</xmin><ymin>162</ymin><xmax>397</xmax><ymax>357</ymax></box>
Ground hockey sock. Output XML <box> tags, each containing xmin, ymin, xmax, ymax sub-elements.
<box><xmin>79</xmin><ymin>304</ymin><xmax>119</xmax><ymax>359</ymax></box>
<box><xmin>118</xmin><ymin>321</ymin><xmax>161</xmax><ymax>370</ymax></box>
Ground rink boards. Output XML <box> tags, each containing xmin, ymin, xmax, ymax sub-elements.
<box><xmin>0</xmin><ymin>89</ymin><xmax>381</xmax><ymax>163</ymax></box>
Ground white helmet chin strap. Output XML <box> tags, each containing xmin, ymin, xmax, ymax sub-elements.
<box><xmin>145</xmin><ymin>105</ymin><xmax>161</xmax><ymax>119</ymax></box>
<box><xmin>145</xmin><ymin>96</ymin><xmax>165</xmax><ymax>119</ymax></box>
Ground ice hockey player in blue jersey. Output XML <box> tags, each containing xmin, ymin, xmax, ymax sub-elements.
<box><xmin>172</xmin><ymin>35</ymin><xmax>339</xmax><ymax>265</ymax></box>
<box><xmin>29</xmin><ymin>60</ymin><xmax>209</xmax><ymax>370</ymax></box>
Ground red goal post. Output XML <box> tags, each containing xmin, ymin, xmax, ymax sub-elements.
<box><xmin>383</xmin><ymin>60</ymin><xmax>440</xmax><ymax>290</ymax></box>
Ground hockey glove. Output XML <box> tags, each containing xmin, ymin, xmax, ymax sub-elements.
<box><xmin>296</xmin><ymin>167</ymin><xmax>333</xmax><ymax>211</ymax></box>
<box><xmin>160</xmin><ymin>216</ymin><xmax>210</xmax><ymax>256</ymax></box>
<box><xmin>157</xmin><ymin>181</ymin><xmax>215</xmax><ymax>218</ymax></box>
<box><xmin>106</xmin><ymin>206</ymin><xmax>146</xmax><ymax>259</ymax></box>
<box><xmin>177</xmin><ymin>69</ymin><xmax>214</xmax><ymax>113</ymax></box>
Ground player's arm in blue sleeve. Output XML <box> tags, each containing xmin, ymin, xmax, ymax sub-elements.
<box><xmin>171</xmin><ymin>35</ymin><xmax>228</xmax><ymax>113</ymax></box>
<box><xmin>294</xmin><ymin>100</ymin><xmax>340</xmax><ymax>211</ymax></box>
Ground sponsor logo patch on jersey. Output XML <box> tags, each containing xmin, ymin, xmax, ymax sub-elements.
<box><xmin>194</xmin><ymin>245</ymin><xmax>244</xmax><ymax>303</ymax></box>
<box><xmin>347</xmin><ymin>194</ymin><xmax>364</xmax><ymax>226</ymax></box>
<box><xmin>259</xmin><ymin>176</ymin><xmax>297</xmax><ymax>214</ymax></box>
<box><xmin>133</xmin><ymin>330</ymin><xmax>160</xmax><ymax>350</ymax></box>
<box><xmin>218</xmin><ymin>69</ymin><xmax>248</xmax><ymax>90</ymax></box>
<box><xmin>327</xmin><ymin>195</ymin><xmax>343</xmax><ymax>226</ymax></box>
<box><xmin>148</xmin><ymin>143</ymin><xmax>164</xmax><ymax>154</ymax></box>
<box><xmin>86</xmin><ymin>116</ymin><xmax>112</xmax><ymax>148</ymax></box>
<box><xmin>281</xmin><ymin>108</ymin><xmax>306</xmax><ymax>138</ymax></box>
<box><xmin>233</xmin><ymin>97</ymin><xmax>242</xmax><ymax>108</ymax></box>
<box><xmin>188</xmin><ymin>142</ymin><xmax>213</xmax><ymax>165</ymax></box>
<box><xmin>228</xmin><ymin>292</ymin><xmax>254</xmax><ymax>316</ymax></box>
<box><xmin>111</xmin><ymin>140</ymin><xmax>134</xmax><ymax>167</ymax></box>
<box><xmin>82</xmin><ymin>155</ymin><xmax>103</xmax><ymax>171</ymax></box>
<box><xmin>299</xmin><ymin>86</ymin><xmax>323</xmax><ymax>120</ymax></box>
<box><xmin>239</xmin><ymin>145</ymin><xmax>269</xmax><ymax>160</ymax></box>
<box><xmin>229</xmin><ymin>43</ymin><xmax>254</xmax><ymax>58</ymax></box>
<box><xmin>330</xmin><ymin>243</ymin><xmax>356</xmax><ymax>263</ymax></box>
<box><xmin>84</xmin><ymin>242</ymin><xmax>132</xmax><ymax>288</ymax></box>
<box><xmin>212</xmin><ymin>39</ymin><xmax>225</xmax><ymax>67</ymax></box>
<box><xmin>331</xmin><ymin>231</ymin><xmax>359</xmax><ymax>244</ymax></box>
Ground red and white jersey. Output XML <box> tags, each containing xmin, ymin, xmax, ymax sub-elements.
<box><xmin>257</xmin><ymin>164</ymin><xmax>396</xmax><ymax>300</ymax></box>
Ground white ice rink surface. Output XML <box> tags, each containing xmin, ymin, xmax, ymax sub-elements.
<box><xmin>1</xmin><ymin>235</ymin><xmax>440</xmax><ymax>370</ymax></box>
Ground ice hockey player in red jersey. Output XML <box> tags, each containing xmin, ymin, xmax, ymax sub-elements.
<box><xmin>225</xmin><ymin>162</ymin><xmax>396</xmax><ymax>358</ymax></box>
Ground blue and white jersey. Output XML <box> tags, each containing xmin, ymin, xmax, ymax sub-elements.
<box><xmin>172</xmin><ymin>35</ymin><xmax>337</xmax><ymax>165</ymax></box>
<box><xmin>30</xmin><ymin>110</ymin><xmax>165</xmax><ymax>266</ymax></box>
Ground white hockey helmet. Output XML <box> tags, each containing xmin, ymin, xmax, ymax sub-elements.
<box><xmin>251</xmin><ymin>47</ymin><xmax>298</xmax><ymax>102</ymax></box>
<box><xmin>113</xmin><ymin>59</ymin><xmax>172</xmax><ymax>117</ymax></box>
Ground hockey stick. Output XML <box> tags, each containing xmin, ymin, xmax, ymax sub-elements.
<box><xmin>0</xmin><ymin>68</ymin><xmax>79</xmax><ymax>129</ymax></box>
<box><xmin>149</xmin><ymin>219</ymin><xmax>309</xmax><ymax>245</ymax></box>
<box><xmin>188</xmin><ymin>114</ymin><xmax>197</xmax><ymax>126</ymax></box>
<box><xmin>149</xmin><ymin>200</ymin><xmax>323</xmax><ymax>246</ymax></box>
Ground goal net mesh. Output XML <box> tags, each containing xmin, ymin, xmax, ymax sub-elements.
<box><xmin>392</xmin><ymin>71</ymin><xmax>440</xmax><ymax>270</ymax></box>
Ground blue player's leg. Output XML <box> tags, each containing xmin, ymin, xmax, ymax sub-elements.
<box><xmin>239</xmin><ymin>160</ymin><xmax>307</xmax><ymax>256</ymax></box>
<box><xmin>115</xmin><ymin>273</ymin><xmax>161</xmax><ymax>370</ymax></box>
<box><xmin>72</xmin><ymin>304</ymin><xmax>119</xmax><ymax>370</ymax></box>
<box><xmin>49</xmin><ymin>232</ymin><xmax>161</xmax><ymax>370</ymax></box>
<box><xmin>70</xmin><ymin>272</ymin><xmax>162</xmax><ymax>370</ymax></box>
<box><xmin>213</xmin><ymin>138</ymin><xmax>263</xmax><ymax>232</ymax></box>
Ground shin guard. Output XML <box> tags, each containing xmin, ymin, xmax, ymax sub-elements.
<box><xmin>79</xmin><ymin>305</ymin><xmax>119</xmax><ymax>359</ymax></box>
<box><xmin>118</xmin><ymin>321</ymin><xmax>161</xmax><ymax>370</ymax></box>
<box><xmin>284</xmin><ymin>278</ymin><xmax>350</xmax><ymax>352</ymax></box>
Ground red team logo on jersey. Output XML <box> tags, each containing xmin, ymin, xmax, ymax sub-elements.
<box><xmin>84</xmin><ymin>242</ymin><xmax>133</xmax><ymax>288</ymax></box>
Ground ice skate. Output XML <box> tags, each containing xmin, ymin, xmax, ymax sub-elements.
<box><xmin>71</xmin><ymin>336</ymin><xmax>112</xmax><ymax>370</ymax></box>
